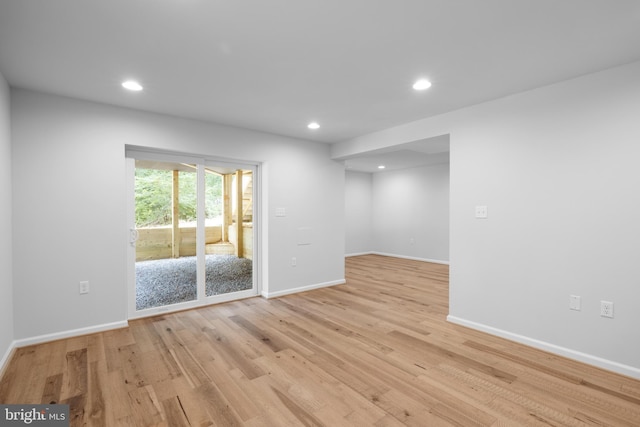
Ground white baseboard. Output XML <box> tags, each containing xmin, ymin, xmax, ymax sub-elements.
<box><xmin>262</xmin><ymin>279</ymin><xmax>345</xmax><ymax>299</ymax></box>
<box><xmin>0</xmin><ymin>340</ymin><xmax>17</xmax><ymax>381</ymax></box>
<box><xmin>345</xmin><ymin>251</ymin><xmax>374</xmax><ymax>257</ymax></box>
<box><xmin>447</xmin><ymin>315</ymin><xmax>640</xmax><ymax>380</ymax></box>
<box><xmin>13</xmin><ymin>320</ymin><xmax>129</xmax><ymax>348</ymax></box>
<box><xmin>371</xmin><ymin>251</ymin><xmax>450</xmax><ymax>265</ymax></box>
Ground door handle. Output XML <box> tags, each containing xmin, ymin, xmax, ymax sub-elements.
<box><xmin>129</xmin><ymin>228</ymin><xmax>139</xmax><ymax>246</ymax></box>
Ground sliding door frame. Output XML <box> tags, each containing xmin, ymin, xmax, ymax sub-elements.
<box><xmin>125</xmin><ymin>146</ymin><xmax>262</xmax><ymax>319</ymax></box>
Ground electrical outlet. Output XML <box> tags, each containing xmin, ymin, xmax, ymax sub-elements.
<box><xmin>475</xmin><ymin>205</ymin><xmax>488</xmax><ymax>219</ymax></box>
<box><xmin>569</xmin><ymin>295</ymin><xmax>581</xmax><ymax>311</ymax></box>
<box><xmin>79</xmin><ymin>281</ymin><xmax>90</xmax><ymax>295</ymax></box>
<box><xmin>291</xmin><ymin>257</ymin><xmax>297</xmax><ymax>267</ymax></box>
<box><xmin>600</xmin><ymin>301</ymin><xmax>614</xmax><ymax>318</ymax></box>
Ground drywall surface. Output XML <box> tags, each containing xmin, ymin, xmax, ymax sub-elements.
<box><xmin>11</xmin><ymin>89</ymin><xmax>345</xmax><ymax>340</ymax></box>
<box><xmin>0</xmin><ymin>72</ymin><xmax>13</xmax><ymax>364</ymax></box>
<box><xmin>372</xmin><ymin>164</ymin><xmax>449</xmax><ymax>262</ymax></box>
<box><xmin>345</xmin><ymin>171</ymin><xmax>373</xmax><ymax>255</ymax></box>
<box><xmin>334</xmin><ymin>60</ymin><xmax>640</xmax><ymax>377</ymax></box>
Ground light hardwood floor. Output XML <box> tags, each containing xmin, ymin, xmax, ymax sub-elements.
<box><xmin>1</xmin><ymin>254</ymin><xmax>639</xmax><ymax>426</ymax></box>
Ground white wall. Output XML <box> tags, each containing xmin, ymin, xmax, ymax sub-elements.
<box><xmin>11</xmin><ymin>89</ymin><xmax>345</xmax><ymax>340</ymax></box>
<box><xmin>345</xmin><ymin>165</ymin><xmax>450</xmax><ymax>262</ymax></box>
<box><xmin>372</xmin><ymin>164</ymin><xmax>449</xmax><ymax>263</ymax></box>
<box><xmin>333</xmin><ymin>60</ymin><xmax>640</xmax><ymax>378</ymax></box>
<box><xmin>0</xmin><ymin>72</ymin><xmax>14</xmax><ymax>368</ymax></box>
<box><xmin>345</xmin><ymin>171</ymin><xmax>373</xmax><ymax>255</ymax></box>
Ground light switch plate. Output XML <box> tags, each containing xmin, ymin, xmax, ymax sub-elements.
<box><xmin>569</xmin><ymin>295</ymin><xmax>581</xmax><ymax>311</ymax></box>
<box><xmin>79</xmin><ymin>281</ymin><xmax>90</xmax><ymax>295</ymax></box>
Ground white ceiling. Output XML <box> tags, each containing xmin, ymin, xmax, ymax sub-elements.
<box><xmin>1</xmin><ymin>1</ymin><xmax>639</xmax><ymax>171</ymax></box>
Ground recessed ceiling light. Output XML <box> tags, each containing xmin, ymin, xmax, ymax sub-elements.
<box><xmin>412</xmin><ymin>79</ymin><xmax>432</xmax><ymax>91</ymax></box>
<box><xmin>122</xmin><ymin>80</ymin><xmax>143</xmax><ymax>91</ymax></box>
<box><xmin>307</xmin><ymin>122</ymin><xmax>320</xmax><ymax>130</ymax></box>
<box><xmin>378</xmin><ymin>165</ymin><xmax>386</xmax><ymax>169</ymax></box>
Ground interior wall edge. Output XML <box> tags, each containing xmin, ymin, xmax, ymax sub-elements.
<box><xmin>0</xmin><ymin>69</ymin><xmax>13</xmax><ymax>388</ymax></box>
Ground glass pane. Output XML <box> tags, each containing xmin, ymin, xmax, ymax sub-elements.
<box><xmin>205</xmin><ymin>170</ymin><xmax>223</xmax><ymax>224</ymax></box>
<box><xmin>134</xmin><ymin>161</ymin><xmax>198</xmax><ymax>310</ymax></box>
<box><xmin>205</xmin><ymin>169</ymin><xmax>253</xmax><ymax>297</ymax></box>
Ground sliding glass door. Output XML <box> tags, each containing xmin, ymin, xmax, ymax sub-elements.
<box><xmin>126</xmin><ymin>149</ymin><xmax>258</xmax><ymax>318</ymax></box>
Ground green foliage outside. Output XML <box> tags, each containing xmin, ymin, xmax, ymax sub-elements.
<box><xmin>135</xmin><ymin>168</ymin><xmax>222</xmax><ymax>227</ymax></box>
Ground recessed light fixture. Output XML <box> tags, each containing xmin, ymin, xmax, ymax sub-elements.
<box><xmin>412</xmin><ymin>79</ymin><xmax>432</xmax><ymax>91</ymax></box>
<box><xmin>122</xmin><ymin>80</ymin><xmax>143</xmax><ymax>91</ymax></box>
<box><xmin>378</xmin><ymin>165</ymin><xmax>386</xmax><ymax>169</ymax></box>
<box><xmin>307</xmin><ymin>122</ymin><xmax>320</xmax><ymax>130</ymax></box>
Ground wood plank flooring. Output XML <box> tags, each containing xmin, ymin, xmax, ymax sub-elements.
<box><xmin>1</xmin><ymin>254</ymin><xmax>640</xmax><ymax>426</ymax></box>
